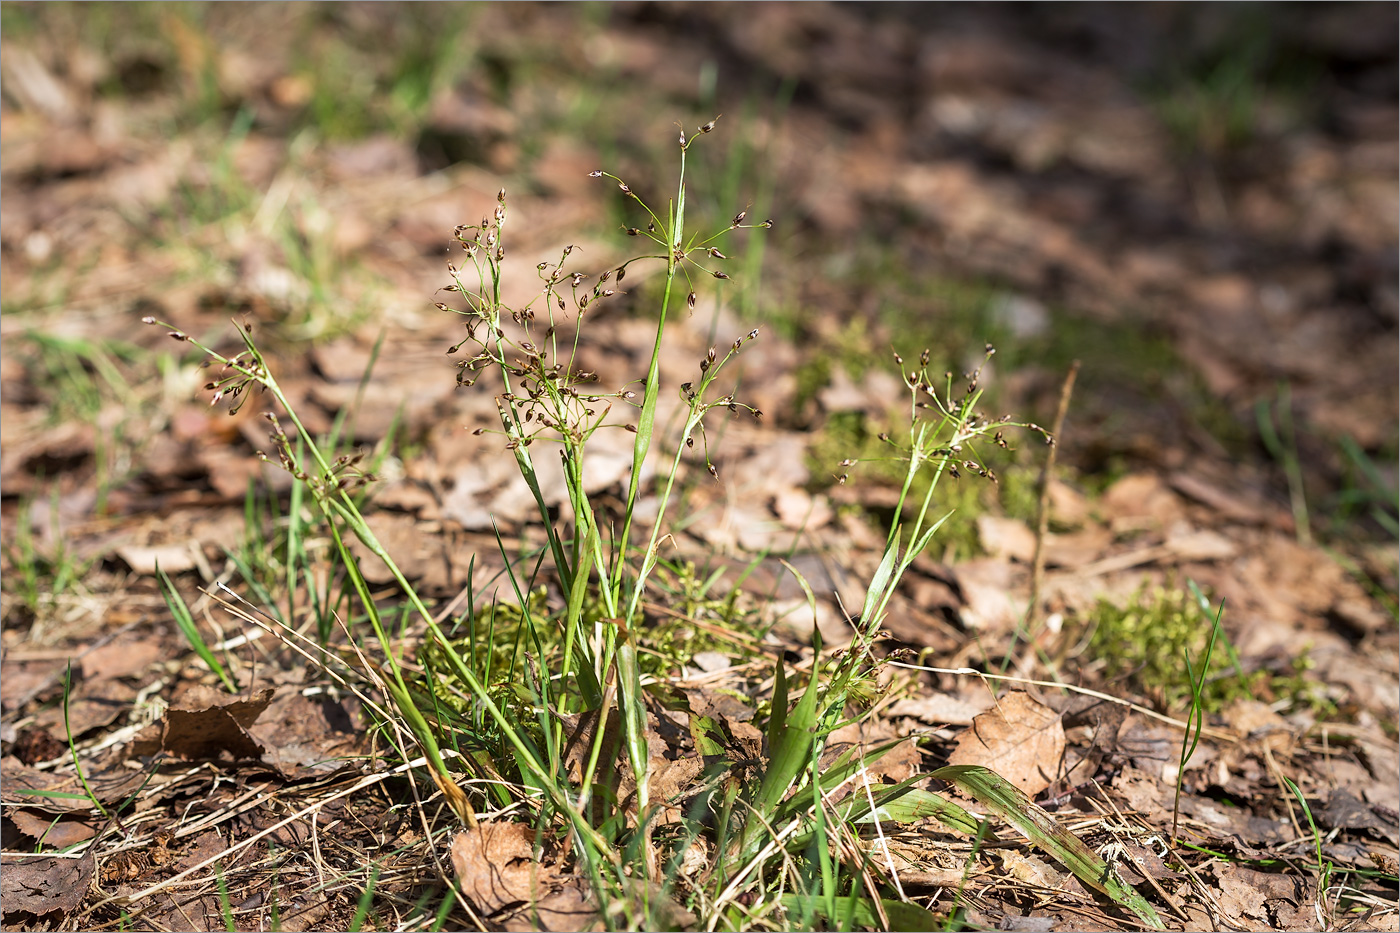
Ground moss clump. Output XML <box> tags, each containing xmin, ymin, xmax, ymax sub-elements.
<box><xmin>1086</xmin><ymin>584</ymin><xmax>1333</xmax><ymax>716</ymax></box>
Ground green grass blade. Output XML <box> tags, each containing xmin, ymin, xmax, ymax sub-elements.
<box><xmin>767</xmin><ymin>654</ymin><xmax>789</xmax><ymax>755</ymax></box>
<box><xmin>859</xmin><ymin>532</ymin><xmax>901</xmax><ymax>625</ymax></box>
<box><xmin>157</xmin><ymin>562</ymin><xmax>237</xmax><ymax>693</ymax></box>
<box><xmin>753</xmin><ymin>659</ymin><xmax>818</xmax><ymax>818</ymax></box>
<box><xmin>349</xmin><ymin>863</ymin><xmax>380</xmax><ymax>932</ymax></box>
<box><xmin>779</xmin><ymin>894</ymin><xmax>939</xmax><ymax>932</ymax></box>
<box><xmin>932</xmin><ymin>764</ymin><xmax>1165</xmax><ymax>930</ymax></box>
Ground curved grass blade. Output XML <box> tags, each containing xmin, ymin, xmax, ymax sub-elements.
<box><xmin>933</xmin><ymin>764</ymin><xmax>1164</xmax><ymax>930</ymax></box>
<box><xmin>779</xmin><ymin>894</ymin><xmax>939</xmax><ymax>932</ymax></box>
<box><xmin>158</xmin><ymin>562</ymin><xmax>237</xmax><ymax>693</ymax></box>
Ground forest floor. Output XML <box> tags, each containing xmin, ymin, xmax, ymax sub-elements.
<box><xmin>1</xmin><ymin>4</ymin><xmax>1396</xmax><ymax>931</ymax></box>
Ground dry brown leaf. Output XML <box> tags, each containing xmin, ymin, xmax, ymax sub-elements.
<box><xmin>1100</xmin><ymin>473</ymin><xmax>1186</xmax><ymax>528</ymax></box>
<box><xmin>7</xmin><ymin>809</ymin><xmax>98</xmax><ymax>848</ymax></box>
<box><xmin>947</xmin><ymin>691</ymin><xmax>1065</xmax><ymax>797</ymax></box>
<box><xmin>976</xmin><ymin>515</ymin><xmax>1037</xmax><ymax>562</ymax></box>
<box><xmin>130</xmin><ymin>687</ymin><xmax>273</xmax><ymax>763</ymax></box>
<box><xmin>0</xmin><ymin>758</ymin><xmax>146</xmax><ymax>813</ymax></box>
<box><xmin>450</xmin><ymin>823</ymin><xmax>599</xmax><ymax>932</ymax></box>
<box><xmin>34</xmin><ymin>678</ymin><xmax>135</xmax><ymax>742</ymax></box>
<box><xmin>0</xmin><ymin>850</ymin><xmax>95</xmax><ymax>919</ymax></box>
<box><xmin>79</xmin><ymin>637</ymin><xmax>164</xmax><ymax>682</ymax></box>
<box><xmin>114</xmin><ymin>542</ymin><xmax>199</xmax><ymax>575</ymax></box>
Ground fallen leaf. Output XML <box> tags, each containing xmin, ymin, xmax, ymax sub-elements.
<box><xmin>0</xmin><ymin>851</ymin><xmax>95</xmax><ymax>918</ymax></box>
<box><xmin>450</xmin><ymin>823</ymin><xmax>599</xmax><ymax>932</ymax></box>
<box><xmin>246</xmin><ymin>690</ymin><xmax>365</xmax><ymax>778</ymax></box>
<box><xmin>1162</xmin><ymin>527</ymin><xmax>1237</xmax><ymax>562</ymax></box>
<box><xmin>115</xmin><ymin>542</ymin><xmax>199</xmax><ymax>575</ymax></box>
<box><xmin>35</xmin><ymin>678</ymin><xmax>135</xmax><ymax>743</ymax></box>
<box><xmin>7</xmin><ymin>809</ymin><xmax>98</xmax><ymax>848</ymax></box>
<box><xmin>976</xmin><ymin>515</ymin><xmax>1037</xmax><ymax>562</ymax></box>
<box><xmin>131</xmin><ymin>687</ymin><xmax>274</xmax><ymax>763</ymax></box>
<box><xmin>0</xmin><ymin>759</ymin><xmax>146</xmax><ymax>813</ymax></box>
<box><xmin>947</xmin><ymin>691</ymin><xmax>1065</xmax><ymax>797</ymax></box>
<box><xmin>79</xmin><ymin>638</ymin><xmax>164</xmax><ymax>682</ymax></box>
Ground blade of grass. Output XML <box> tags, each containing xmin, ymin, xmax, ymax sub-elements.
<box><xmin>933</xmin><ymin>764</ymin><xmax>1165</xmax><ymax>930</ymax></box>
<box><xmin>1174</xmin><ymin>583</ymin><xmax>1225</xmax><ymax>842</ymax></box>
<box><xmin>779</xmin><ymin>894</ymin><xmax>940</xmax><ymax>932</ymax></box>
<box><xmin>158</xmin><ymin>562</ymin><xmax>238</xmax><ymax>693</ymax></box>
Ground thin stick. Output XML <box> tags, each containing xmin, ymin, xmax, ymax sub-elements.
<box><xmin>1027</xmin><ymin>360</ymin><xmax>1079</xmax><ymax>631</ymax></box>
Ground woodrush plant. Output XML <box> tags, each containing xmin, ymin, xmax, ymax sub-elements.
<box><xmin>145</xmin><ymin>123</ymin><xmax>1165</xmax><ymax>930</ymax></box>
<box><xmin>434</xmin><ymin>117</ymin><xmax>771</xmax><ymax>823</ymax></box>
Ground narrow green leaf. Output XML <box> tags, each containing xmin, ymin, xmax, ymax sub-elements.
<box><xmin>563</xmin><ymin>519</ymin><xmax>603</xmax><ymax>709</ymax></box>
<box><xmin>849</xmin><ymin>785</ymin><xmax>986</xmax><ymax>836</ymax></box>
<box><xmin>767</xmin><ymin>655</ymin><xmax>789</xmax><ymax>755</ymax></box>
<box><xmin>784</xmin><ymin>779</ymin><xmax>987</xmax><ymax>854</ymax></box>
<box><xmin>779</xmin><ymin>894</ymin><xmax>939</xmax><ymax>933</ymax></box>
<box><xmin>158</xmin><ymin>562</ymin><xmax>237</xmax><ymax>693</ymax></box>
<box><xmin>933</xmin><ymin>765</ymin><xmax>1164</xmax><ymax>930</ymax></box>
<box><xmin>859</xmin><ymin>533</ymin><xmax>901</xmax><ymax>623</ymax></box>
<box><xmin>754</xmin><ymin>662</ymin><xmax>819</xmax><ymax>818</ymax></box>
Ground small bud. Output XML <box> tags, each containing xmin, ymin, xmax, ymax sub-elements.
<box><xmin>713</xmin><ymin>271</ymin><xmax>729</xmax><ymax>280</ymax></box>
<box><xmin>707</xmin><ymin>463</ymin><xmax>719</xmax><ymax>479</ymax></box>
<box><xmin>878</xmin><ymin>433</ymin><xmax>889</xmax><ymax>442</ymax></box>
<box><xmin>169</xmin><ymin>331</ymin><xmax>188</xmax><ymax>341</ymax></box>
<box><xmin>589</xmin><ymin>170</ymin><xmax>603</xmax><ymax>178</ymax></box>
<box><xmin>618</xmin><ymin>182</ymin><xmax>630</xmax><ymax>193</ymax></box>
<box><xmin>700</xmin><ymin>359</ymin><xmax>710</xmax><ymax>372</ymax></box>
<box><xmin>760</xmin><ymin>219</ymin><xmax>773</xmax><ymax>228</ymax></box>
<box><xmin>748</xmin><ymin>329</ymin><xmax>759</xmax><ymax>340</ymax></box>
<box><xmin>893</xmin><ymin>351</ymin><xmax>903</xmax><ymax>365</ymax></box>
<box><xmin>497</xmin><ymin>188</ymin><xmax>506</xmax><ymax>203</ymax></box>
<box><xmin>141</xmin><ymin>316</ymin><xmax>157</xmax><ymax>325</ymax></box>
<box><xmin>625</xmin><ymin>424</ymin><xmax>638</xmax><ymax>433</ymax></box>
<box><xmin>647</xmin><ymin>222</ymin><xmax>656</xmax><ymax>233</ymax></box>
<box><xmin>615</xmin><ymin>267</ymin><xmax>626</xmax><ymax>282</ymax></box>
<box><xmin>700</xmin><ymin>119</ymin><xmax>716</xmax><ymax>133</ymax></box>
<box><xmin>626</xmin><ymin>227</ymin><xmax>640</xmax><ymax>236</ymax></box>
<box><xmin>678</xmin><ymin>128</ymin><xmax>686</xmax><ymax>146</ymax></box>
<box><xmin>687</xmin><ymin>292</ymin><xmax>697</xmax><ymax>310</ymax></box>
<box><xmin>732</xmin><ymin>211</ymin><xmax>746</xmax><ymax>226</ymax></box>
<box><xmin>708</xmin><ymin>247</ymin><xmax>727</xmax><ymax>259</ymax></box>
<box><xmin>707</xmin><ymin>347</ymin><xmax>717</xmax><ymax>362</ymax></box>
<box><xmin>537</xmin><ymin>261</ymin><xmax>548</xmax><ymax>270</ymax></box>
<box><xmin>686</xmin><ymin>436</ymin><xmax>694</xmax><ymax>447</ymax></box>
